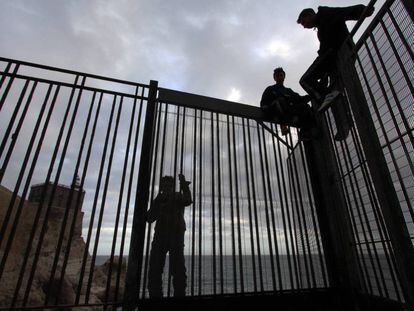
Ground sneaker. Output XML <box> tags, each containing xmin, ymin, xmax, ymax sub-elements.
<box><xmin>318</xmin><ymin>90</ymin><xmax>341</xmax><ymax>113</ymax></box>
<box><xmin>334</xmin><ymin>126</ymin><xmax>350</xmax><ymax>141</ymax></box>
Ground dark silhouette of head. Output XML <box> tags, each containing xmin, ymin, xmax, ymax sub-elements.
<box><xmin>160</xmin><ymin>176</ymin><xmax>174</xmax><ymax>193</ymax></box>
<box><xmin>297</xmin><ymin>8</ymin><xmax>316</xmax><ymax>29</ymax></box>
<box><xmin>273</xmin><ymin>67</ymin><xmax>286</xmax><ymax>85</ymax></box>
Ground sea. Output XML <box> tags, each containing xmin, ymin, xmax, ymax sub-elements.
<box><xmin>95</xmin><ymin>254</ymin><xmax>328</xmax><ymax>295</ymax></box>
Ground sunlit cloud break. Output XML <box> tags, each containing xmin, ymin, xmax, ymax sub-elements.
<box><xmin>226</xmin><ymin>87</ymin><xmax>241</xmax><ymax>102</ymax></box>
<box><xmin>257</xmin><ymin>38</ymin><xmax>296</xmax><ymax>60</ymax></box>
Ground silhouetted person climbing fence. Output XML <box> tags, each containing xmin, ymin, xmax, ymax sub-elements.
<box><xmin>147</xmin><ymin>174</ymin><xmax>192</xmax><ymax>298</ymax></box>
<box><xmin>296</xmin><ymin>4</ymin><xmax>374</xmax><ymax>141</ymax></box>
<box><xmin>297</xmin><ymin>4</ymin><xmax>374</xmax><ymax>112</ymax></box>
<box><xmin>260</xmin><ymin>67</ymin><xmax>318</xmax><ymax>141</ymax></box>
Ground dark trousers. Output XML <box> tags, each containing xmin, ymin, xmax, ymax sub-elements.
<box><xmin>300</xmin><ymin>50</ymin><xmax>336</xmax><ymax>102</ymax></box>
<box><xmin>266</xmin><ymin>100</ymin><xmax>316</xmax><ymax>130</ymax></box>
<box><xmin>284</xmin><ymin>101</ymin><xmax>316</xmax><ymax>130</ymax></box>
<box><xmin>148</xmin><ymin>230</ymin><xmax>187</xmax><ymax>298</ymax></box>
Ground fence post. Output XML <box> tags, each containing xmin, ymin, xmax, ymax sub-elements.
<box><xmin>337</xmin><ymin>47</ymin><xmax>414</xmax><ymax>310</ymax></box>
<box><xmin>124</xmin><ymin>80</ymin><xmax>158</xmax><ymax>310</ymax></box>
<box><xmin>303</xmin><ymin>119</ymin><xmax>363</xmax><ymax>310</ymax></box>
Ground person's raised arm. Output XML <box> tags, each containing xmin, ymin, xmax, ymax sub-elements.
<box><xmin>334</xmin><ymin>4</ymin><xmax>374</xmax><ymax>22</ymax></box>
<box><xmin>179</xmin><ymin>174</ymin><xmax>192</xmax><ymax>207</ymax></box>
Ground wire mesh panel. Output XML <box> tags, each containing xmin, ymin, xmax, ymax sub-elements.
<box><xmin>138</xmin><ymin>101</ymin><xmax>328</xmax><ymax>299</ymax></box>
<box><xmin>0</xmin><ymin>58</ymin><xmax>150</xmax><ymax>309</ymax></box>
<box><xmin>327</xmin><ymin>0</ymin><xmax>413</xmax><ymax>304</ymax></box>
<box><xmin>356</xmin><ymin>0</ymin><xmax>414</xmax><ymax>239</ymax></box>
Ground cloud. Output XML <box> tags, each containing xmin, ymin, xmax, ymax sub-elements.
<box><xmin>0</xmin><ymin>0</ymin><xmax>381</xmax><ymax>259</ymax></box>
<box><xmin>256</xmin><ymin>38</ymin><xmax>296</xmax><ymax>60</ymax></box>
<box><xmin>226</xmin><ymin>88</ymin><xmax>241</xmax><ymax>102</ymax></box>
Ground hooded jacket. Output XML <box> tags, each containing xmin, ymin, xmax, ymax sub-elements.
<box><xmin>315</xmin><ymin>5</ymin><xmax>367</xmax><ymax>55</ymax></box>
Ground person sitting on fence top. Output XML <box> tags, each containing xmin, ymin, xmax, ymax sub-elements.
<box><xmin>297</xmin><ymin>4</ymin><xmax>375</xmax><ymax>113</ymax></box>
<box><xmin>260</xmin><ymin>67</ymin><xmax>318</xmax><ymax>141</ymax></box>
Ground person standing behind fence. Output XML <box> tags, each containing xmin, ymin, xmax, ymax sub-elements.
<box><xmin>147</xmin><ymin>174</ymin><xmax>192</xmax><ymax>298</ymax></box>
<box><xmin>297</xmin><ymin>4</ymin><xmax>374</xmax><ymax>112</ymax></box>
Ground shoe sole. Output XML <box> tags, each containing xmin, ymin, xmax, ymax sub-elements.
<box><xmin>318</xmin><ymin>93</ymin><xmax>341</xmax><ymax>113</ymax></box>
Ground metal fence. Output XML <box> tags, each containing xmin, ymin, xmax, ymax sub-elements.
<box><xmin>326</xmin><ymin>0</ymin><xmax>414</xmax><ymax>306</ymax></box>
<box><xmin>0</xmin><ymin>57</ymin><xmax>150</xmax><ymax>309</ymax></box>
<box><xmin>135</xmin><ymin>95</ymin><xmax>328</xmax><ymax>299</ymax></box>
<box><xmin>0</xmin><ymin>0</ymin><xmax>413</xmax><ymax>309</ymax></box>
<box><xmin>0</xmin><ymin>58</ymin><xmax>327</xmax><ymax>310</ymax></box>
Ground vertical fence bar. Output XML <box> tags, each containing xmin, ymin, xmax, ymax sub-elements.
<box><xmin>247</xmin><ymin>120</ymin><xmax>263</xmax><ymax>292</ymax></box>
<box><xmin>198</xmin><ymin>110</ymin><xmax>203</xmax><ymax>295</ymax></box>
<box><xmin>190</xmin><ymin>109</ymin><xmax>197</xmax><ymax>296</ymax></box>
<box><xmin>242</xmin><ymin>118</ymin><xmax>257</xmax><ymax>293</ymax></box>
<box><xmin>232</xmin><ymin>116</ymin><xmax>244</xmax><ymax>293</ymax></box>
<box><xmin>226</xmin><ymin>115</ymin><xmax>237</xmax><ymax>293</ymax></box>
<box><xmin>256</xmin><ymin>123</ymin><xmax>276</xmax><ymax>291</ymax></box>
<box><xmin>0</xmin><ymin>63</ymin><xmax>19</xmax><ymax>112</ymax></box>
<box><xmin>216</xmin><ymin>113</ymin><xmax>224</xmax><ymax>294</ymax></box>
<box><xmin>211</xmin><ymin>112</ymin><xmax>217</xmax><ymax>295</ymax></box>
<box><xmin>123</xmin><ymin>80</ymin><xmax>158</xmax><ymax>310</ymax></box>
<box><xmin>286</xmin><ymin>153</ymin><xmax>304</xmax><ymax>288</ymax></box>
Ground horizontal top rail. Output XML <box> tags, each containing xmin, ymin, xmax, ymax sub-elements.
<box><xmin>158</xmin><ymin>88</ymin><xmax>264</xmax><ymax>120</ymax></box>
<box><xmin>0</xmin><ymin>71</ymin><xmax>149</xmax><ymax>100</ymax></box>
<box><xmin>0</xmin><ymin>56</ymin><xmax>149</xmax><ymax>88</ymax></box>
<box><xmin>158</xmin><ymin>88</ymin><xmax>291</xmax><ymax>147</ymax></box>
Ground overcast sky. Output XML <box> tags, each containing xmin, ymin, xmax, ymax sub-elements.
<box><xmin>0</xmin><ymin>0</ymin><xmax>381</xmax><ymax>106</ymax></box>
<box><xmin>0</xmin><ymin>0</ymin><xmax>385</xmax><ymax>260</ymax></box>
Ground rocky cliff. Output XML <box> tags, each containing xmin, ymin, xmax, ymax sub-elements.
<box><xmin>0</xmin><ymin>185</ymin><xmax>126</xmax><ymax>310</ymax></box>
